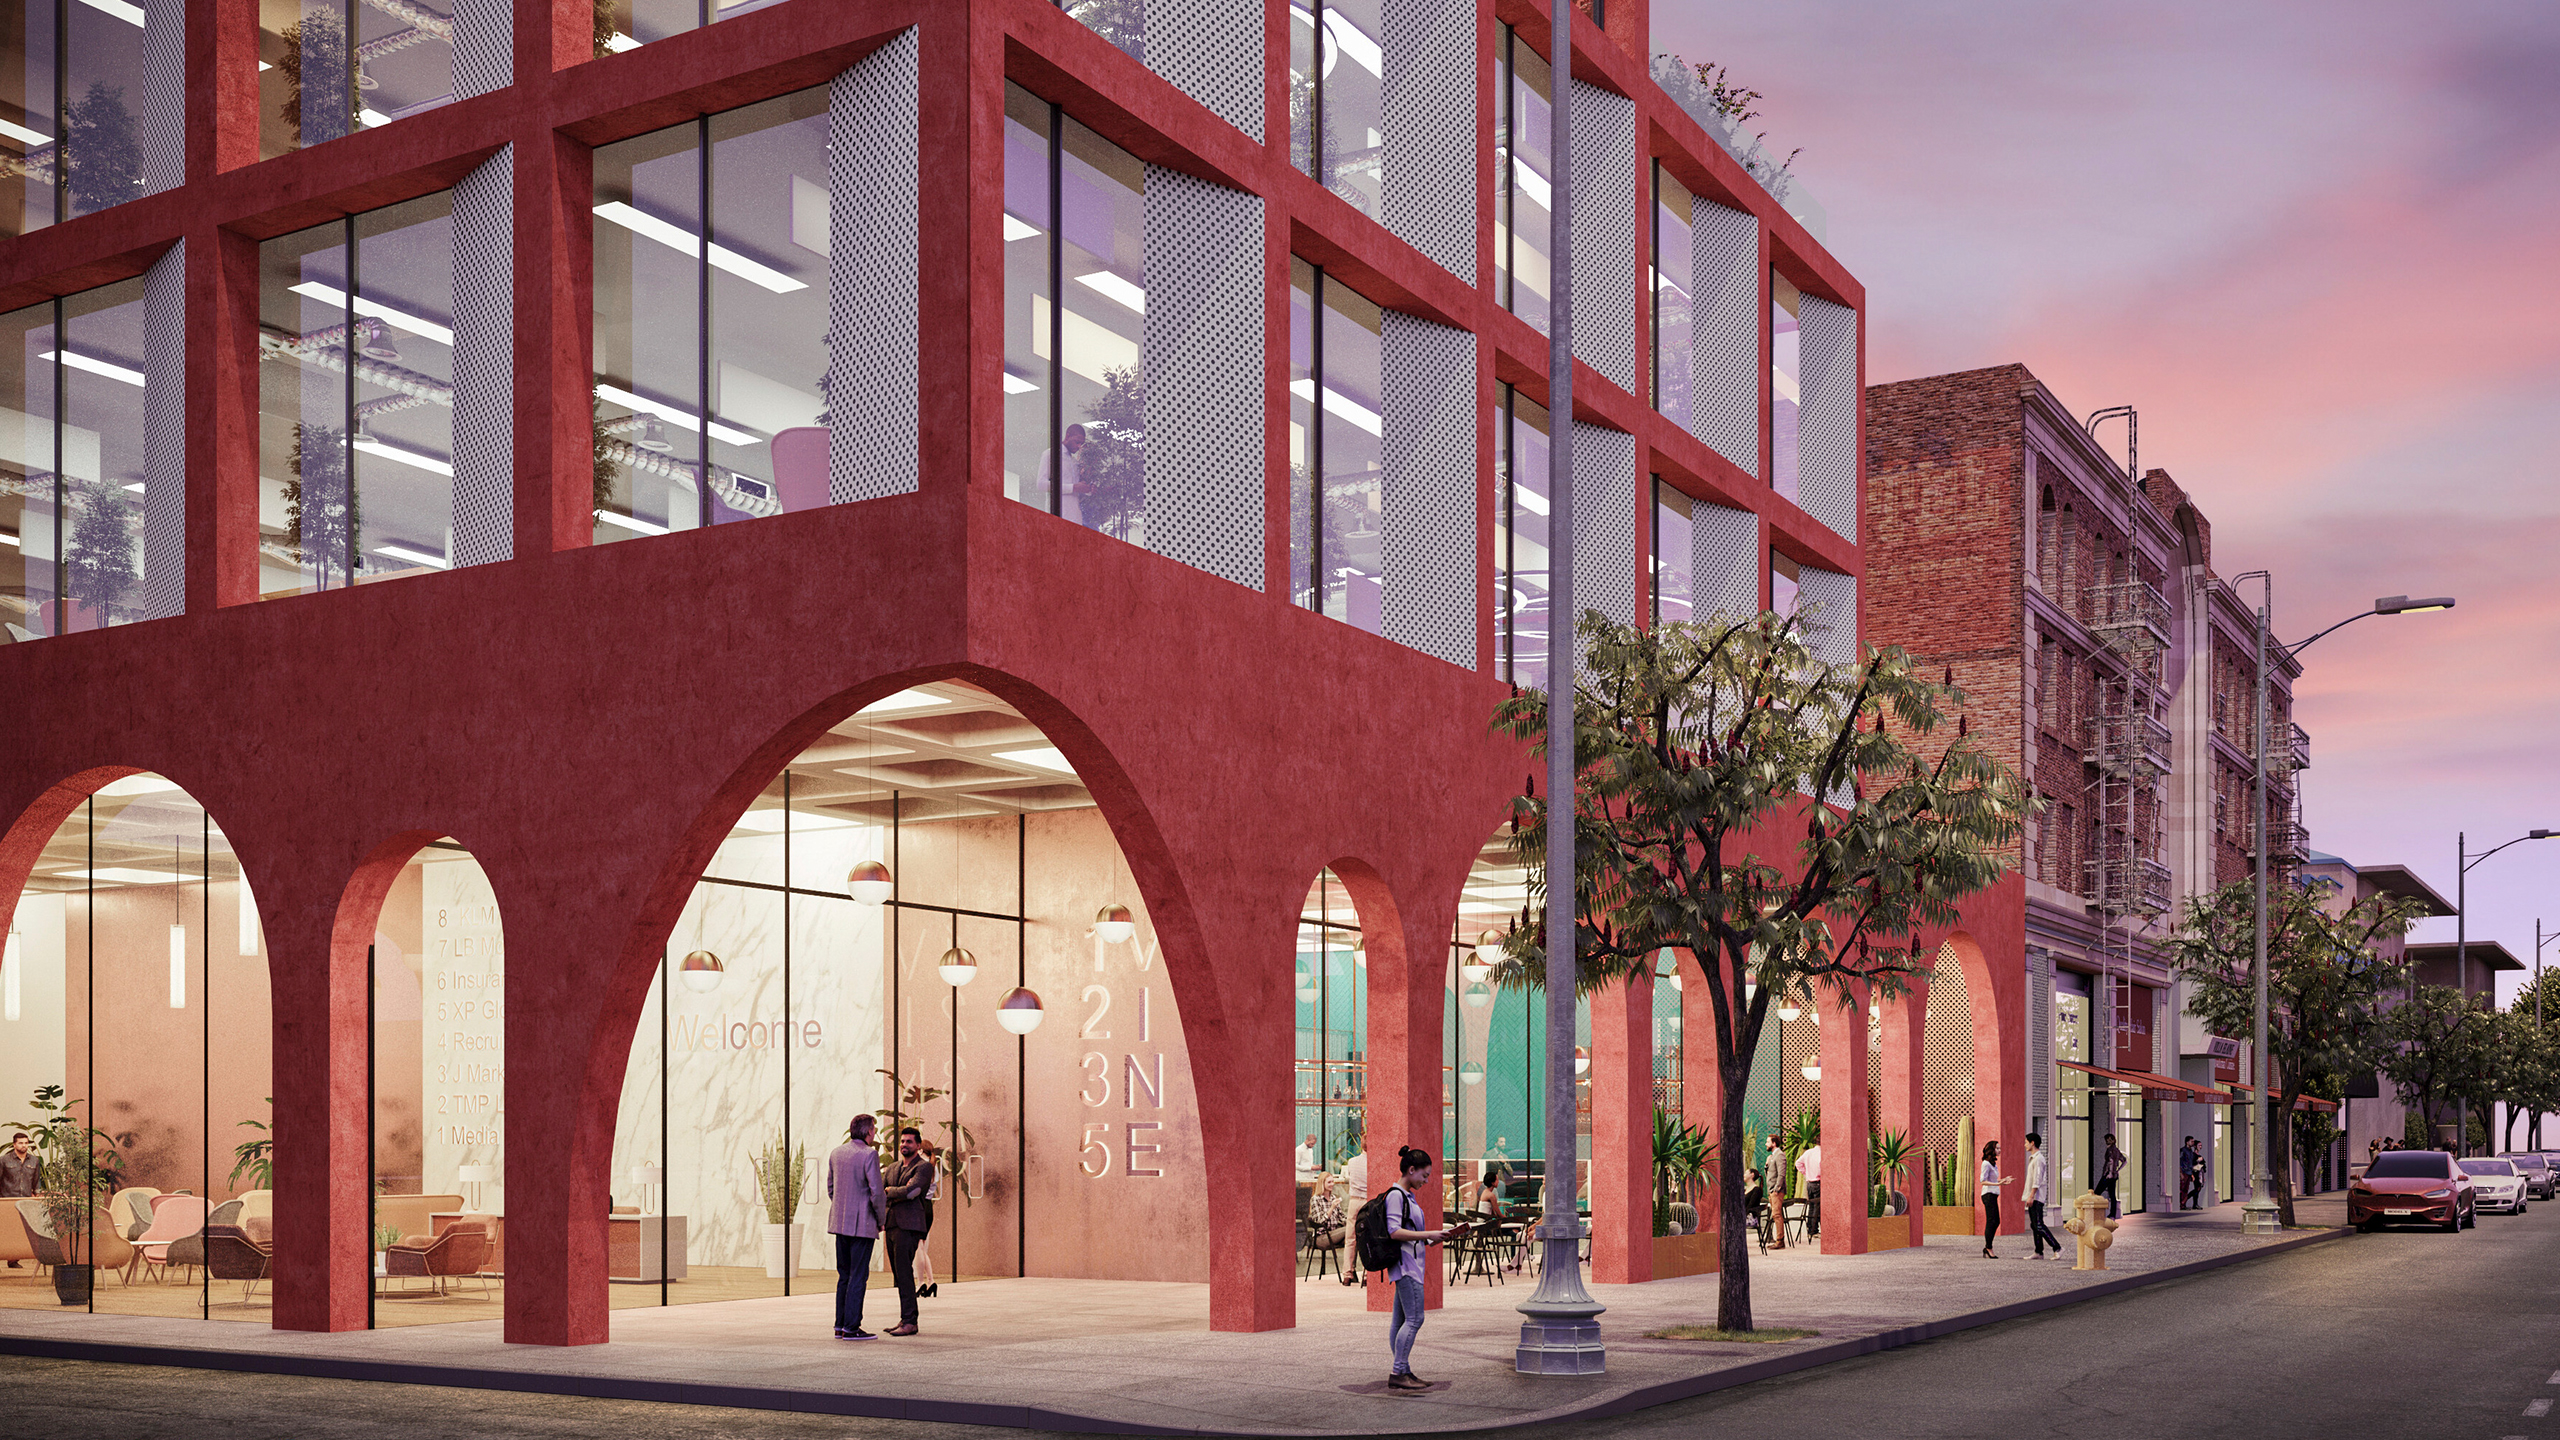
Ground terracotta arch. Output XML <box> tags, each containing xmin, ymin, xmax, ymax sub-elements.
<box><xmin>1943</xmin><ymin>928</ymin><xmax>2025</xmax><ymax>1204</ymax></box>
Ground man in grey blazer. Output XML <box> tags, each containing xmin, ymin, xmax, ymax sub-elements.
<box><xmin>828</xmin><ymin>1113</ymin><xmax>886</xmax><ymax>1339</ymax></box>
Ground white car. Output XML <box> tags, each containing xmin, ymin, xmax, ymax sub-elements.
<box><xmin>2459</xmin><ymin>1158</ymin><xmax>2529</xmax><ymax>1214</ymax></box>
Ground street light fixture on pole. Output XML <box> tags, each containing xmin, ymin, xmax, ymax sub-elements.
<box><xmin>1515</xmin><ymin>0</ymin><xmax>1604</xmax><ymax>1377</ymax></box>
<box><xmin>2229</xmin><ymin>582</ymin><xmax>2453</xmax><ymax>1235</ymax></box>
<box><xmin>2452</xmin><ymin>829</ymin><xmax>2553</xmax><ymax>1153</ymax></box>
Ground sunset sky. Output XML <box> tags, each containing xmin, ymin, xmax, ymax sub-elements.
<box><xmin>1652</xmin><ymin>0</ymin><xmax>2560</xmax><ymax>996</ymax></box>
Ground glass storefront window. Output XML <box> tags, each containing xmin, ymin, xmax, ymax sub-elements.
<box><xmin>1</xmin><ymin>776</ymin><xmax>267</xmax><ymax>1323</ymax></box>
<box><xmin>1495</xmin><ymin>386</ymin><xmax>1552</xmax><ymax>690</ymax></box>
<box><xmin>1288</xmin><ymin>262</ymin><xmax>1383</xmax><ymax>632</ymax></box>
<box><xmin>1289</xmin><ymin>1</ymin><xmax>1382</xmax><ymax>220</ymax></box>
<box><xmin>1771</xmin><ymin>269</ymin><xmax>1801</xmax><ymax>505</ymax></box>
<box><xmin>1652</xmin><ymin>165</ymin><xmax>1693</xmax><ymax>426</ymax></box>
<box><xmin>1001</xmin><ymin>84</ymin><xmax>1147</xmax><ymax>543</ymax></box>
<box><xmin>1</xmin><ymin>0</ymin><xmax>176</xmax><ymax>238</ymax></box>
<box><xmin>590</xmin><ymin>86</ymin><xmax>830</xmax><ymax>542</ymax></box>
<box><xmin>260</xmin><ymin>0</ymin><xmax>455</xmax><ymax>158</ymax></box>
<box><xmin>257</xmin><ymin>195</ymin><xmax>457</xmax><ymax>592</ymax></box>
<box><xmin>1502</xmin><ymin>30</ymin><xmax>1553</xmax><ymax>335</ymax></box>
<box><xmin>2055</xmin><ymin>981</ymin><xmax>2088</xmax><ymax>1202</ymax></box>
<box><xmin>1652</xmin><ymin>479</ymin><xmax>1692</xmax><ymax>626</ymax></box>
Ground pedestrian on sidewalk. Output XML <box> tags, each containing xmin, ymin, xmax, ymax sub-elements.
<box><xmin>2023</xmin><ymin>1132</ymin><xmax>2062</xmax><ymax>1258</ymax></box>
<box><xmin>1382</xmin><ymin>1145</ymin><xmax>1456</xmax><ymax>1392</ymax></box>
<box><xmin>826</xmin><ymin>1114</ymin><xmax>886</xmax><ymax>1340</ymax></box>
<box><xmin>2179</xmin><ymin>1136</ymin><xmax>2204</xmax><ymax>1209</ymax></box>
<box><xmin>1978</xmin><ymin>1140</ymin><xmax>2011</xmax><ymax>1259</ymax></box>
<box><xmin>1338</xmin><ymin>1147</ymin><xmax>1371</xmax><ymax>1287</ymax></box>
<box><xmin>912</xmin><ymin>1138</ymin><xmax>944</xmax><ymax>1299</ymax></box>
<box><xmin>1797</xmin><ymin>1140</ymin><xmax>1823</xmax><ymax>1239</ymax></box>
<box><xmin>2098</xmin><ymin>1135</ymin><xmax>2126</xmax><ymax>1219</ymax></box>
<box><xmin>881</xmin><ymin>1127</ymin><xmax>935</xmax><ymax>1335</ymax></box>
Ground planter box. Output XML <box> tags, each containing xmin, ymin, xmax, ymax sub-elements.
<box><xmin>1864</xmin><ymin>1214</ymin><xmax>1915</xmax><ymax>1250</ymax></box>
<box><xmin>1921</xmin><ymin>1204</ymin><xmax>1979</xmax><ymax>1237</ymax></box>
<box><xmin>1650</xmin><ymin>1231</ymin><xmax>1719</xmax><ymax>1278</ymax></box>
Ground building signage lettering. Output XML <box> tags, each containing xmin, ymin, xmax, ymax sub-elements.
<box><xmin>1076</xmin><ymin>961</ymin><xmax>1169</xmax><ymax>1179</ymax></box>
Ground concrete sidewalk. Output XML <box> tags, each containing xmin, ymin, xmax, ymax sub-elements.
<box><xmin>0</xmin><ymin>1206</ymin><xmax>2346</xmax><ymax>1436</ymax></box>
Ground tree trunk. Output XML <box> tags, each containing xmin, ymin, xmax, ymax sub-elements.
<box><xmin>2271</xmin><ymin>1097</ymin><xmax>2296</xmax><ymax>1228</ymax></box>
<box><xmin>2504</xmin><ymin>1105</ymin><xmax>2522</xmax><ymax>1155</ymax></box>
<box><xmin>1714</xmin><ymin>1051</ymin><xmax>1754</xmax><ymax>1333</ymax></box>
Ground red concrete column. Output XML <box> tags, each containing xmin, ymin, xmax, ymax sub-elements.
<box><xmin>1818</xmin><ymin>976</ymin><xmax>1869</xmax><ymax>1254</ymax></box>
<box><xmin>1678</xmin><ymin>950</ymin><xmax>1720</xmax><ymax>1167</ymax></box>
<box><xmin>510</xmin><ymin>128</ymin><xmax>596</xmax><ymax>558</ymax></box>
<box><xmin>1589</xmin><ymin>968</ymin><xmax>1653</xmax><ymax>1282</ymax></box>
<box><xmin>1879</xmin><ymin>975</ymin><xmax>1925</xmax><ymax>1236</ymax></box>
<box><xmin>502</xmin><ymin>901</ymin><xmax>620</xmax><ymax>1345</ymax></box>
<box><xmin>184</xmin><ymin>225</ymin><xmax>261</xmax><ymax>614</ymax></box>
<box><xmin>1193</xmin><ymin>920</ymin><xmax>1298</xmax><ymax>1332</ymax></box>
<box><xmin>1344</xmin><ymin>863</ymin><xmax>1445</xmax><ymax>1313</ymax></box>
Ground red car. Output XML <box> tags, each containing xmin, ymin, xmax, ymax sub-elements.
<box><xmin>2350</xmin><ymin>1150</ymin><xmax>2476</xmax><ymax>1231</ymax></box>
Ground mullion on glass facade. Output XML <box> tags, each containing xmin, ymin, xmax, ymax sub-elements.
<box><xmin>1</xmin><ymin>0</ymin><xmax>179</xmax><ymax>240</ymax></box>
<box><xmin>1286</xmin><ymin>263</ymin><xmax>1384</xmax><ymax>634</ymax></box>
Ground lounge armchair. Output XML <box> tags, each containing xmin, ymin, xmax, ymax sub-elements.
<box><xmin>383</xmin><ymin>1218</ymin><xmax>491</xmax><ymax>1296</ymax></box>
<box><xmin>165</xmin><ymin>1198</ymin><xmax>240</xmax><ymax>1274</ymax></box>
<box><xmin>128</xmin><ymin>1196</ymin><xmax>208</xmax><ymax>1284</ymax></box>
<box><xmin>110</xmin><ymin>1187</ymin><xmax>163</xmax><ymax>1239</ymax></box>
<box><xmin>12</xmin><ymin>1199</ymin><xmax>59</xmax><ymax>1271</ymax></box>
<box><xmin>203</xmin><ymin>1224</ymin><xmax>272</xmax><ymax>1304</ymax></box>
<box><xmin>0</xmin><ymin>1198</ymin><xmax>37</xmax><ymax>1268</ymax></box>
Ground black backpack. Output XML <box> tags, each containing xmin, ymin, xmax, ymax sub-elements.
<box><xmin>1353</xmin><ymin>1189</ymin><xmax>1406</xmax><ymax>1273</ymax></box>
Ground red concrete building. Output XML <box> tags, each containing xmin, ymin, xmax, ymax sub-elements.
<box><xmin>0</xmin><ymin>0</ymin><xmax>1890</xmax><ymax>1349</ymax></box>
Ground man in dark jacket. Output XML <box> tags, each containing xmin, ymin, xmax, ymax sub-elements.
<box><xmin>882</xmin><ymin>1127</ymin><xmax>935</xmax><ymax>1336</ymax></box>
<box><xmin>1</xmin><ymin>1133</ymin><xmax>38</xmax><ymax>1268</ymax></box>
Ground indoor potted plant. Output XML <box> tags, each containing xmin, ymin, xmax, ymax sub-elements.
<box><xmin>749</xmin><ymin>1134</ymin><xmax>807</xmax><ymax>1279</ymax></box>
<box><xmin>14</xmin><ymin>1085</ymin><xmax>119</xmax><ymax>1304</ymax></box>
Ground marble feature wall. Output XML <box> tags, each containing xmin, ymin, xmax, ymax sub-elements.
<box><xmin>420</xmin><ymin>857</ymin><xmax>505</xmax><ymax>1209</ymax></box>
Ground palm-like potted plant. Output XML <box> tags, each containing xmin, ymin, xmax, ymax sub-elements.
<box><xmin>748</xmin><ymin>1134</ymin><xmax>807</xmax><ymax>1279</ymax></box>
<box><xmin>14</xmin><ymin>1085</ymin><xmax>120</xmax><ymax>1304</ymax></box>
<box><xmin>1869</xmin><ymin>1128</ymin><xmax>1912</xmax><ymax>1219</ymax></box>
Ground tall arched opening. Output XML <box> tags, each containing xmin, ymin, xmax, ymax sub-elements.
<box><xmin>606</xmin><ymin>679</ymin><xmax>1204</xmax><ymax>1318</ymax></box>
<box><xmin>0</xmin><ymin>772</ymin><xmax>271</xmax><ymax>1323</ymax></box>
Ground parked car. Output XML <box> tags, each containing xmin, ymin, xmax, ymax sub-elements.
<box><xmin>2461</xmin><ymin>1158</ymin><xmax>2530</xmax><ymax>1214</ymax></box>
<box><xmin>2498</xmin><ymin>1152</ymin><xmax>2556</xmax><ymax>1200</ymax></box>
<box><xmin>2348</xmin><ymin>1150</ymin><xmax>2476</xmax><ymax>1231</ymax></box>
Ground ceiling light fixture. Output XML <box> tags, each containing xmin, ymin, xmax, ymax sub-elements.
<box><xmin>1463</xmin><ymin>981</ymin><xmax>1492</xmax><ymax>1009</ymax></box>
<box><xmin>39</xmin><ymin>349</ymin><xmax>144</xmax><ymax>386</ymax></box>
<box><xmin>594</xmin><ymin>510</ymin><xmax>671</xmax><ymax>537</ymax></box>
<box><xmin>997</xmin><ymin>985</ymin><xmax>1045</xmax><ymax>1034</ymax></box>
<box><xmin>595</xmin><ymin>383</ymin><xmax>761</xmax><ymax>447</ymax></box>
<box><xmin>1801</xmin><ymin>1055</ymin><xmax>1821</xmax><ymax>1082</ymax></box>
<box><xmin>1073</xmin><ymin>270</ymin><xmax>1145</xmax><ymax>313</ymax></box>
<box><xmin>847</xmin><ymin>860</ymin><xmax>894</xmax><ymax>905</ymax></box>
<box><xmin>353</xmin><ymin>437</ymin><xmax>456</xmax><ymax>478</ymax></box>
<box><xmin>286</xmin><ymin>284</ymin><xmax>455</xmax><ymax>346</ymax></box>
<box><xmin>2</xmin><ymin>928</ymin><xmax>19</xmax><ymax>1022</ymax></box>
<box><xmin>1095</xmin><ymin>904</ymin><xmax>1135</xmax><ymax>945</ymax></box>
<box><xmin>593</xmin><ymin>201</ymin><xmax>808</xmax><ymax>293</ymax></box>
<box><xmin>372</xmin><ymin>542</ymin><xmax>450</xmax><ymax>570</ymax></box>
<box><xmin>679</xmin><ymin>950</ymin><xmax>724</xmax><ymax>993</ymax></box>
<box><xmin>939</xmin><ymin>947</ymin><xmax>978</xmax><ymax>987</ymax></box>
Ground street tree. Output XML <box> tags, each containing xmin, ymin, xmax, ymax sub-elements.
<box><xmin>2499</xmin><ymin>972</ymin><xmax>2560</xmax><ymax>1150</ymax></box>
<box><xmin>1490</xmin><ymin>608</ymin><xmax>2027</xmax><ymax>1334</ymax></box>
<box><xmin>2168</xmin><ymin>877</ymin><xmax>2423</xmax><ymax>1226</ymax></box>
<box><xmin>2382</xmin><ymin>984</ymin><xmax>2503</xmax><ymax>1153</ymax></box>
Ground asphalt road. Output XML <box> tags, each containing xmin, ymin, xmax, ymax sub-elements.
<box><xmin>8</xmin><ymin>1201</ymin><xmax>2560</xmax><ymax>1439</ymax></box>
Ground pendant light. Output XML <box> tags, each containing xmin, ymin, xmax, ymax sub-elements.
<box><xmin>1776</xmin><ymin>1000</ymin><xmax>1801</xmax><ymax>1023</ymax></box>
<box><xmin>1655</xmin><ymin>947</ymin><xmax>1682</xmax><ymax>992</ymax></box>
<box><xmin>238</xmin><ymin>873</ymin><xmax>260</xmax><ymax>956</ymax></box>
<box><xmin>167</xmin><ymin>836</ymin><xmax>185</xmax><ymax>1010</ymax></box>
<box><xmin>1463</xmin><ymin>981</ymin><xmax>1492</xmax><ymax>1009</ymax></box>
<box><xmin>1296</xmin><ymin>971</ymin><xmax>1319</xmax><ymax>1003</ymax></box>
<box><xmin>1464</xmin><ymin>929</ymin><xmax>1499</xmax><ymax>984</ymax></box>
<box><xmin>1801</xmin><ymin>1055</ymin><xmax>1822</xmax><ymax>1082</ymax></box>
<box><xmin>847</xmin><ymin>860</ymin><xmax>894</xmax><ymax>905</ymax></box>
<box><xmin>3</xmin><ymin>927</ymin><xmax>20</xmax><ymax>1022</ymax></box>
<box><xmin>939</xmin><ymin>946</ymin><xmax>978</xmax><ymax>987</ymax></box>
<box><xmin>1459</xmin><ymin>1061</ymin><xmax>1484</xmax><ymax>1086</ymax></box>
<box><xmin>679</xmin><ymin>950</ymin><xmax>724</xmax><ymax>993</ymax></box>
<box><xmin>1573</xmin><ymin>1045</ymin><xmax>1590</xmax><ymax>1076</ymax></box>
<box><xmin>996</xmin><ymin>985</ymin><xmax>1045</xmax><ymax>1034</ymax></box>
<box><xmin>1094</xmin><ymin>904</ymin><xmax>1135</xmax><ymax>944</ymax></box>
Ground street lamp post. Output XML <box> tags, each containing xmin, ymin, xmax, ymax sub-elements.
<box><xmin>1515</xmin><ymin>0</ymin><xmax>1604</xmax><ymax>1377</ymax></box>
<box><xmin>2231</xmin><ymin>583</ymin><xmax>2452</xmax><ymax>1234</ymax></box>
<box><xmin>2534</xmin><ymin>922</ymin><xmax>2560</xmax><ymax>1150</ymax></box>
<box><xmin>2452</xmin><ymin>830</ymin><xmax>2554</xmax><ymax>1154</ymax></box>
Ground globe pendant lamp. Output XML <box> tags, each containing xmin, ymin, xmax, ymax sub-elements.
<box><xmin>1464</xmin><ymin>929</ymin><xmax>1500</xmax><ymax>984</ymax></box>
<box><xmin>1094</xmin><ymin>904</ymin><xmax>1135</xmax><ymax>944</ymax></box>
<box><xmin>1801</xmin><ymin>1055</ymin><xmax>1822</xmax><ymax>1082</ymax></box>
<box><xmin>679</xmin><ymin>950</ymin><xmax>724</xmax><ymax>993</ymax></box>
<box><xmin>1460</xmin><ymin>1061</ymin><xmax>1484</xmax><ymax>1086</ymax></box>
<box><xmin>939</xmin><ymin>946</ymin><xmax>978</xmax><ymax>987</ymax></box>
<box><xmin>1655</xmin><ymin>947</ymin><xmax>1682</xmax><ymax>992</ymax></box>
<box><xmin>847</xmin><ymin>860</ymin><xmax>894</xmax><ymax>905</ymax></box>
<box><xmin>1777</xmin><ymin>1000</ymin><xmax>1801</xmax><ymax>1023</ymax></box>
<box><xmin>1573</xmin><ymin>1045</ymin><xmax>1590</xmax><ymax>1076</ymax></box>
<box><xmin>1463</xmin><ymin>981</ymin><xmax>1493</xmax><ymax>1009</ymax></box>
<box><xmin>996</xmin><ymin>985</ymin><xmax>1046</xmax><ymax>1034</ymax></box>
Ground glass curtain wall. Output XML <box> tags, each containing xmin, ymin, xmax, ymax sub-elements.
<box><xmin>256</xmin><ymin>196</ymin><xmax>457</xmax><ymax>594</ymax></box>
<box><xmin>368</xmin><ymin>840</ymin><xmax>506</xmax><ymax>1328</ymax></box>
<box><xmin>1295</xmin><ymin>873</ymin><xmax>1366</xmax><ymax>1197</ymax></box>
<box><xmin>1493</xmin><ymin>385</ymin><xmax>1552</xmax><ymax>690</ymax></box>
<box><xmin>591</xmin><ymin>86</ymin><xmax>831</xmax><ymax>543</ymax></box>
<box><xmin>2</xmin><ymin>0</ymin><xmax>170</xmax><ymax>237</ymax></box>
<box><xmin>1651</xmin><ymin>165</ymin><xmax>1693</xmax><ymax>426</ymax></box>
<box><xmin>1651</xmin><ymin>479</ymin><xmax>1691</xmax><ymax>627</ymax></box>
<box><xmin>1001</xmin><ymin>82</ymin><xmax>1146</xmax><ymax>543</ymax></box>
<box><xmin>1287</xmin><ymin>261</ymin><xmax>1383</xmax><ymax>632</ymax></box>
<box><xmin>2</xmin><ymin>280</ymin><xmax>145</xmax><ymax>640</ymax></box>
<box><xmin>1288</xmin><ymin>0</ymin><xmax>1382</xmax><ymax>219</ymax></box>
<box><xmin>1770</xmin><ymin>269</ymin><xmax>1801</xmax><ymax>505</ymax></box>
<box><xmin>1494</xmin><ymin>26</ymin><xmax>1552</xmax><ymax>334</ymax></box>
<box><xmin>258</xmin><ymin>0</ymin><xmax>454</xmax><ymax>158</ymax></box>
<box><xmin>1</xmin><ymin>776</ymin><xmax>266</xmax><ymax>1323</ymax></box>
<box><xmin>2055</xmin><ymin>975</ymin><xmax>2089</xmax><ymax>1204</ymax></box>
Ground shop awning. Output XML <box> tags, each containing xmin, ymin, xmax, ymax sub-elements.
<box><xmin>2218</xmin><ymin>1082</ymin><xmax>2338</xmax><ymax>1111</ymax></box>
<box><xmin>2059</xmin><ymin>1060</ymin><xmax>2208</xmax><ymax>1102</ymax></box>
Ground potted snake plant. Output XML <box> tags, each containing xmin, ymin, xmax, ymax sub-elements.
<box><xmin>749</xmin><ymin>1134</ymin><xmax>808</xmax><ymax>1279</ymax></box>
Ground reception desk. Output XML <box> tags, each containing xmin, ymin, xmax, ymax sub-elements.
<box><xmin>609</xmin><ymin>1215</ymin><xmax>689</xmax><ymax>1282</ymax></box>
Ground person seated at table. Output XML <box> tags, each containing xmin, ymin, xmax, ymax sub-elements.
<box><xmin>1469</xmin><ymin>1164</ymin><xmax>1507</xmax><ymax>1217</ymax></box>
<box><xmin>1743</xmin><ymin>1168</ymin><xmax>1769</xmax><ymax>1240</ymax></box>
<box><xmin>1305</xmin><ymin>1174</ymin><xmax>1348</xmax><ymax>1253</ymax></box>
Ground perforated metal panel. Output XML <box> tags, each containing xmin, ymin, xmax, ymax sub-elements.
<box><xmin>1567</xmin><ymin>81</ymin><xmax>1637</xmax><ymax>392</ymax></box>
<box><xmin>1570</xmin><ymin>423</ymin><xmax>1636</xmax><ymax>655</ymax></box>
<box><xmin>137</xmin><ymin>241</ymin><xmax>184</xmax><ymax>620</ymax></box>
<box><xmin>1797</xmin><ymin>295</ymin><xmax>1858</xmax><ymax>544</ymax></box>
<box><xmin>447</xmin><ymin>145</ymin><xmax>515</xmax><ymax>570</ymax></box>
<box><xmin>1141</xmin><ymin>166</ymin><xmax>1265</xmax><ymax>590</ymax></box>
<box><xmin>1797</xmin><ymin>566</ymin><xmax>1857</xmax><ymax>669</ymax></box>
<box><xmin>1689</xmin><ymin>500</ymin><xmax>1756</xmax><ymax>622</ymax></box>
<box><xmin>1688</xmin><ymin>200</ymin><xmax>1757</xmax><ymax>477</ymax></box>
<box><xmin>1378</xmin><ymin>310</ymin><xmax>1476</xmax><ymax>668</ymax></box>
<box><xmin>826</xmin><ymin>32</ymin><xmax>922</xmax><ymax>505</ymax></box>
<box><xmin>453</xmin><ymin>0</ymin><xmax>512</xmax><ymax>100</ymax></box>
<box><xmin>1921</xmin><ymin>940</ymin><xmax>1974</xmax><ymax>1159</ymax></box>
<box><xmin>1144</xmin><ymin>0</ymin><xmax>1263</xmax><ymax>142</ymax></box>
<box><xmin>1380</xmin><ymin>0</ymin><xmax>1473</xmax><ymax>280</ymax></box>
<box><xmin>2028</xmin><ymin>947</ymin><xmax>2053</xmax><ymax>1124</ymax></box>
<box><xmin>139</xmin><ymin>0</ymin><xmax>184</xmax><ymax>197</ymax></box>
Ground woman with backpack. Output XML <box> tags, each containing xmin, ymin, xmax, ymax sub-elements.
<box><xmin>1354</xmin><ymin>1145</ymin><xmax>1460</xmax><ymax>1392</ymax></box>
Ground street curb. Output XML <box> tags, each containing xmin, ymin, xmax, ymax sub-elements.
<box><xmin>0</xmin><ymin>1228</ymin><xmax>2351</xmax><ymax>1436</ymax></box>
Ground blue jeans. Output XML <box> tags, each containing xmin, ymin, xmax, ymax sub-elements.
<box><xmin>1389</xmin><ymin>1274</ymin><xmax>1425</xmax><ymax>1375</ymax></box>
<box><xmin>835</xmin><ymin>1233</ymin><xmax>876</xmax><ymax>1333</ymax></box>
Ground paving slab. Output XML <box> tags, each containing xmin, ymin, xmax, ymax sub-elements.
<box><xmin>0</xmin><ymin>1203</ymin><xmax>2348</xmax><ymax>1435</ymax></box>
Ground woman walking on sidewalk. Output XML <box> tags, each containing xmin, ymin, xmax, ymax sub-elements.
<box><xmin>1978</xmin><ymin>1140</ymin><xmax>2012</xmax><ymax>1259</ymax></box>
<box><xmin>2098</xmin><ymin>1135</ymin><xmax>2126</xmax><ymax>1219</ymax></box>
<box><xmin>1381</xmin><ymin>1146</ymin><xmax>1456</xmax><ymax>1392</ymax></box>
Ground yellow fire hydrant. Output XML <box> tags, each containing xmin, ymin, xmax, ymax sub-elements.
<box><xmin>2061</xmin><ymin>1191</ymin><xmax>2118</xmax><ymax>1271</ymax></box>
